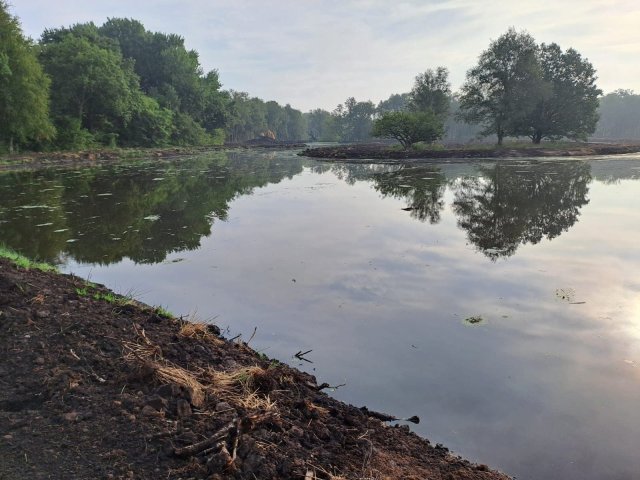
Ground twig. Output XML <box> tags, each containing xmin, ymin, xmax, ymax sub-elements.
<box><xmin>246</xmin><ymin>326</ymin><xmax>258</xmax><ymax>345</ymax></box>
<box><xmin>173</xmin><ymin>420</ymin><xmax>236</xmax><ymax>458</ymax></box>
<box><xmin>294</xmin><ymin>349</ymin><xmax>313</xmax><ymax>363</ymax></box>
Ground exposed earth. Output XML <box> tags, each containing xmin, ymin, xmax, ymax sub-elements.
<box><xmin>301</xmin><ymin>142</ymin><xmax>640</xmax><ymax>162</ymax></box>
<box><xmin>0</xmin><ymin>258</ymin><xmax>511</xmax><ymax>479</ymax></box>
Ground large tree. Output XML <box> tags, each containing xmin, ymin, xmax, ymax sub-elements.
<box><xmin>408</xmin><ymin>67</ymin><xmax>451</xmax><ymax>119</ymax></box>
<box><xmin>39</xmin><ymin>28</ymin><xmax>140</xmax><ymax>146</ymax></box>
<box><xmin>460</xmin><ymin>29</ymin><xmax>601</xmax><ymax>145</ymax></box>
<box><xmin>458</xmin><ymin>29</ymin><xmax>541</xmax><ymax>145</ymax></box>
<box><xmin>522</xmin><ymin>43</ymin><xmax>601</xmax><ymax>143</ymax></box>
<box><xmin>0</xmin><ymin>1</ymin><xmax>54</xmax><ymax>152</ymax></box>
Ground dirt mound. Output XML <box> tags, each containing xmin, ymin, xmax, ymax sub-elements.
<box><xmin>0</xmin><ymin>258</ymin><xmax>510</xmax><ymax>479</ymax></box>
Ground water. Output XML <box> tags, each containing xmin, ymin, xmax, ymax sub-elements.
<box><xmin>1</xmin><ymin>150</ymin><xmax>640</xmax><ymax>480</ymax></box>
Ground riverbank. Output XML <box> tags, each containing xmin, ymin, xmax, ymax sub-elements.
<box><xmin>301</xmin><ymin>142</ymin><xmax>640</xmax><ymax>162</ymax></box>
<box><xmin>0</xmin><ymin>142</ymin><xmax>307</xmax><ymax>172</ymax></box>
<box><xmin>0</xmin><ymin>255</ymin><xmax>510</xmax><ymax>479</ymax></box>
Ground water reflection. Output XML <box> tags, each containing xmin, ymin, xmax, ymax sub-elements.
<box><xmin>372</xmin><ymin>166</ymin><xmax>447</xmax><ymax>223</ymax></box>
<box><xmin>0</xmin><ymin>151</ymin><xmax>304</xmax><ymax>264</ymax></box>
<box><xmin>452</xmin><ymin>162</ymin><xmax>591</xmax><ymax>260</ymax></box>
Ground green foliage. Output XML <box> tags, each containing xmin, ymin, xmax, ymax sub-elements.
<box><xmin>377</xmin><ymin>93</ymin><xmax>410</xmax><ymax>114</ymax></box>
<box><xmin>154</xmin><ymin>306</ymin><xmax>174</xmax><ymax>319</ymax></box>
<box><xmin>39</xmin><ymin>30</ymin><xmax>139</xmax><ymax>147</ymax></box>
<box><xmin>372</xmin><ymin>111</ymin><xmax>444</xmax><ymax>149</ymax></box>
<box><xmin>459</xmin><ymin>28</ymin><xmax>601</xmax><ymax>145</ymax></box>
<box><xmin>408</xmin><ymin>67</ymin><xmax>451</xmax><ymax>118</ymax></box>
<box><xmin>0</xmin><ymin>245</ymin><xmax>58</xmax><ymax>272</ymax></box>
<box><xmin>459</xmin><ymin>28</ymin><xmax>540</xmax><ymax>145</ymax></box>
<box><xmin>0</xmin><ymin>2</ymin><xmax>54</xmax><ymax>152</ymax></box>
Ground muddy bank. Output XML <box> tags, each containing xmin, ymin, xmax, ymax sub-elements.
<box><xmin>0</xmin><ymin>258</ymin><xmax>510</xmax><ymax>479</ymax></box>
<box><xmin>301</xmin><ymin>143</ymin><xmax>640</xmax><ymax>162</ymax></box>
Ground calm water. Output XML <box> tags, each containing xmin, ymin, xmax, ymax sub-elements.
<box><xmin>2</xmin><ymin>150</ymin><xmax>640</xmax><ymax>480</ymax></box>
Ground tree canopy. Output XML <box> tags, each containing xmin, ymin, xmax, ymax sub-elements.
<box><xmin>372</xmin><ymin>111</ymin><xmax>444</xmax><ymax>148</ymax></box>
<box><xmin>459</xmin><ymin>28</ymin><xmax>601</xmax><ymax>144</ymax></box>
<box><xmin>0</xmin><ymin>1</ymin><xmax>54</xmax><ymax>152</ymax></box>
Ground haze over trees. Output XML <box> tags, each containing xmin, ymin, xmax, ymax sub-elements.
<box><xmin>594</xmin><ymin>90</ymin><xmax>640</xmax><ymax>140</ymax></box>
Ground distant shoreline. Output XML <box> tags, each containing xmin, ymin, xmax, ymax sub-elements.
<box><xmin>0</xmin><ymin>142</ymin><xmax>307</xmax><ymax>172</ymax></box>
<box><xmin>300</xmin><ymin>142</ymin><xmax>640</xmax><ymax>163</ymax></box>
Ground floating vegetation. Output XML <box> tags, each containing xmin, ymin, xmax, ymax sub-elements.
<box><xmin>464</xmin><ymin>315</ymin><xmax>484</xmax><ymax>325</ymax></box>
<box><xmin>555</xmin><ymin>288</ymin><xmax>575</xmax><ymax>302</ymax></box>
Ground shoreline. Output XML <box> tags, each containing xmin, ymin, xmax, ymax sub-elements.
<box><xmin>0</xmin><ymin>142</ymin><xmax>307</xmax><ymax>172</ymax></box>
<box><xmin>0</xmin><ymin>255</ymin><xmax>511</xmax><ymax>479</ymax></box>
<box><xmin>300</xmin><ymin>142</ymin><xmax>640</xmax><ymax>162</ymax></box>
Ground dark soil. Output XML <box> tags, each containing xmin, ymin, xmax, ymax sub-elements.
<box><xmin>0</xmin><ymin>258</ymin><xmax>511</xmax><ymax>479</ymax></box>
<box><xmin>301</xmin><ymin>143</ymin><xmax>640</xmax><ymax>162</ymax></box>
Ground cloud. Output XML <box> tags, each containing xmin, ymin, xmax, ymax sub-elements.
<box><xmin>10</xmin><ymin>0</ymin><xmax>640</xmax><ymax>111</ymax></box>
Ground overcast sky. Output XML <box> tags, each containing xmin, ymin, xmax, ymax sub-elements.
<box><xmin>10</xmin><ymin>0</ymin><xmax>640</xmax><ymax>111</ymax></box>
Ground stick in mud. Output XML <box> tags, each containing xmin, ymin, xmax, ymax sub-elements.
<box><xmin>174</xmin><ymin>419</ymin><xmax>238</xmax><ymax>458</ymax></box>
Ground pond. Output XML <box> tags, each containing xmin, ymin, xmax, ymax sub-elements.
<box><xmin>1</xmin><ymin>149</ymin><xmax>639</xmax><ymax>480</ymax></box>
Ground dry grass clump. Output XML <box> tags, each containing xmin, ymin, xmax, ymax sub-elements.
<box><xmin>122</xmin><ymin>326</ymin><xmax>275</xmax><ymax>412</ymax></box>
<box><xmin>178</xmin><ymin>321</ymin><xmax>223</xmax><ymax>344</ymax></box>
<box><xmin>205</xmin><ymin>366</ymin><xmax>276</xmax><ymax>411</ymax></box>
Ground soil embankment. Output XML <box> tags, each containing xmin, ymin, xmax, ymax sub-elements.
<box><xmin>301</xmin><ymin>143</ymin><xmax>640</xmax><ymax>162</ymax></box>
<box><xmin>0</xmin><ymin>258</ymin><xmax>510</xmax><ymax>479</ymax></box>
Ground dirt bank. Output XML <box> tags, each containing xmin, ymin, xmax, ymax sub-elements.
<box><xmin>0</xmin><ymin>258</ymin><xmax>510</xmax><ymax>479</ymax></box>
<box><xmin>301</xmin><ymin>143</ymin><xmax>640</xmax><ymax>162</ymax></box>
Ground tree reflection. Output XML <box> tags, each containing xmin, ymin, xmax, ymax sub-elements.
<box><xmin>0</xmin><ymin>151</ymin><xmax>304</xmax><ymax>264</ymax></box>
<box><xmin>452</xmin><ymin>161</ymin><xmax>591</xmax><ymax>260</ymax></box>
<box><xmin>372</xmin><ymin>166</ymin><xmax>447</xmax><ymax>223</ymax></box>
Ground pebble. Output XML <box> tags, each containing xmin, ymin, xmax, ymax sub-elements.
<box><xmin>215</xmin><ymin>401</ymin><xmax>233</xmax><ymax>412</ymax></box>
<box><xmin>35</xmin><ymin>310</ymin><xmax>50</xmax><ymax>319</ymax></box>
<box><xmin>35</xmin><ymin>356</ymin><xmax>45</xmax><ymax>365</ymax></box>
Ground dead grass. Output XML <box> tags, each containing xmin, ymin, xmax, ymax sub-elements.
<box><xmin>123</xmin><ymin>327</ymin><xmax>275</xmax><ymax>412</ymax></box>
<box><xmin>178</xmin><ymin>320</ymin><xmax>223</xmax><ymax>344</ymax></box>
<box><xmin>205</xmin><ymin>366</ymin><xmax>277</xmax><ymax>411</ymax></box>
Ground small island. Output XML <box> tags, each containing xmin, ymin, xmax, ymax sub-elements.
<box><xmin>300</xmin><ymin>142</ymin><xmax>640</xmax><ymax>162</ymax></box>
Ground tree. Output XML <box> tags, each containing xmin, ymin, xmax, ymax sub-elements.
<box><xmin>39</xmin><ymin>30</ymin><xmax>140</xmax><ymax>147</ymax></box>
<box><xmin>594</xmin><ymin>90</ymin><xmax>640</xmax><ymax>140</ymax></box>
<box><xmin>459</xmin><ymin>29</ymin><xmax>540</xmax><ymax>145</ymax></box>
<box><xmin>336</xmin><ymin>97</ymin><xmax>376</xmax><ymax>142</ymax></box>
<box><xmin>0</xmin><ymin>1</ymin><xmax>54</xmax><ymax>152</ymax></box>
<box><xmin>372</xmin><ymin>111</ymin><xmax>444</xmax><ymax>149</ymax></box>
<box><xmin>521</xmin><ymin>43</ymin><xmax>601</xmax><ymax>143</ymax></box>
<box><xmin>408</xmin><ymin>67</ymin><xmax>451</xmax><ymax>118</ymax></box>
<box><xmin>377</xmin><ymin>93</ymin><xmax>410</xmax><ymax>114</ymax></box>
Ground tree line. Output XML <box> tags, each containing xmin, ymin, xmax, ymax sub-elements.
<box><xmin>1</xmin><ymin>1</ymin><xmax>638</xmax><ymax>153</ymax></box>
<box><xmin>0</xmin><ymin>3</ymin><xmax>307</xmax><ymax>152</ymax></box>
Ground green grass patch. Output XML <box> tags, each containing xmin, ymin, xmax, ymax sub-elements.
<box><xmin>0</xmin><ymin>245</ymin><xmax>58</xmax><ymax>272</ymax></box>
<box><xmin>154</xmin><ymin>306</ymin><xmax>174</xmax><ymax>319</ymax></box>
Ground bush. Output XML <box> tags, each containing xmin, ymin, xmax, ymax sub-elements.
<box><xmin>372</xmin><ymin>111</ymin><xmax>444</xmax><ymax>149</ymax></box>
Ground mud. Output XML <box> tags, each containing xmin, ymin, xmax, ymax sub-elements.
<box><xmin>0</xmin><ymin>258</ymin><xmax>510</xmax><ymax>479</ymax></box>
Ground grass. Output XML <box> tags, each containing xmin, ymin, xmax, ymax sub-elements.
<box><xmin>0</xmin><ymin>245</ymin><xmax>58</xmax><ymax>272</ymax></box>
<box><xmin>154</xmin><ymin>306</ymin><xmax>174</xmax><ymax>319</ymax></box>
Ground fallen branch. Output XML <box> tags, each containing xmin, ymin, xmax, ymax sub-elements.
<box><xmin>173</xmin><ymin>420</ymin><xmax>237</xmax><ymax>458</ymax></box>
<box><xmin>360</xmin><ymin>407</ymin><xmax>420</xmax><ymax>424</ymax></box>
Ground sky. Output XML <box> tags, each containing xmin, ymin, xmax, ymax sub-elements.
<box><xmin>10</xmin><ymin>0</ymin><xmax>640</xmax><ymax>112</ymax></box>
